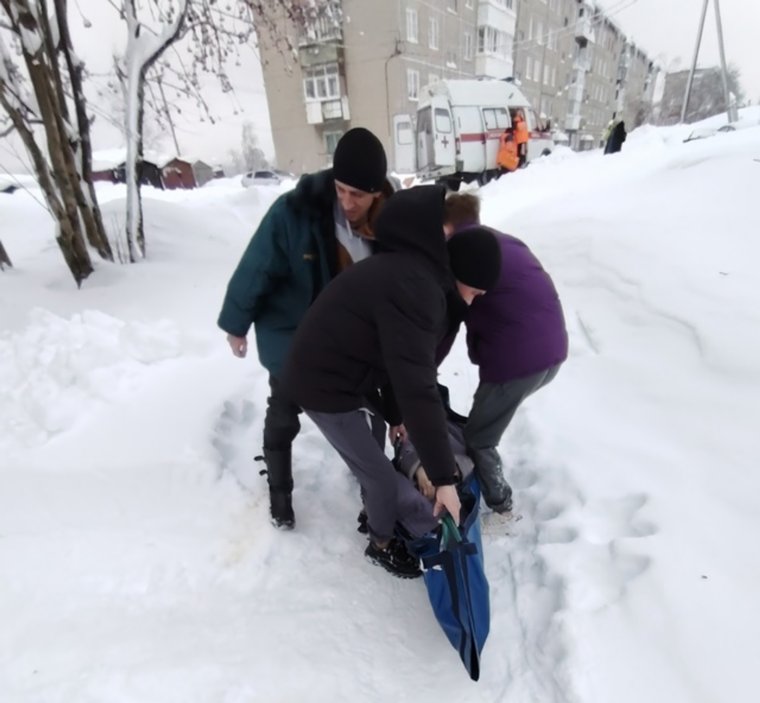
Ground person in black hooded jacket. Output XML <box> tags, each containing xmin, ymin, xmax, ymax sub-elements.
<box><xmin>281</xmin><ymin>185</ymin><xmax>501</xmax><ymax>578</ymax></box>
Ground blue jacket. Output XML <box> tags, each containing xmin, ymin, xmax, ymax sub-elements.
<box><xmin>218</xmin><ymin>170</ymin><xmax>339</xmax><ymax>376</ymax></box>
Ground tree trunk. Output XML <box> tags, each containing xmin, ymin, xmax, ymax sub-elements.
<box><xmin>53</xmin><ymin>0</ymin><xmax>113</xmax><ymax>261</ymax></box>
<box><xmin>1</xmin><ymin>0</ymin><xmax>108</xmax><ymax>285</ymax></box>
<box><xmin>122</xmin><ymin>0</ymin><xmax>190</xmax><ymax>262</ymax></box>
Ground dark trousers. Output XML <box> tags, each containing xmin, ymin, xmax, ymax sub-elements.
<box><xmin>518</xmin><ymin>142</ymin><xmax>528</xmax><ymax>168</ymax></box>
<box><xmin>464</xmin><ymin>364</ymin><xmax>561</xmax><ymax>509</ymax></box>
<box><xmin>306</xmin><ymin>408</ymin><xmax>439</xmax><ymax>542</ymax></box>
<box><xmin>263</xmin><ymin>375</ymin><xmax>302</xmax><ymax>451</ymax></box>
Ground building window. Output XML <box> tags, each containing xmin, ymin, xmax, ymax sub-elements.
<box><xmin>429</xmin><ymin>17</ymin><xmax>439</xmax><ymax>50</ymax></box>
<box><xmin>447</xmin><ymin>0</ymin><xmax>458</xmax><ymax>13</ymax></box>
<box><xmin>533</xmin><ymin>60</ymin><xmax>541</xmax><ymax>82</ymax></box>
<box><xmin>303</xmin><ymin>63</ymin><xmax>340</xmax><ymax>101</ymax></box>
<box><xmin>544</xmin><ymin>64</ymin><xmax>551</xmax><ymax>85</ymax></box>
<box><xmin>549</xmin><ymin>27</ymin><xmax>558</xmax><ymax>50</ymax></box>
<box><xmin>463</xmin><ymin>32</ymin><xmax>473</xmax><ymax>60</ymax></box>
<box><xmin>406</xmin><ymin>8</ymin><xmax>418</xmax><ymax>43</ymax></box>
<box><xmin>325</xmin><ymin>131</ymin><xmax>343</xmax><ymax>156</ymax></box>
<box><xmin>477</xmin><ymin>26</ymin><xmax>510</xmax><ymax>57</ymax></box>
<box><xmin>446</xmin><ymin>49</ymin><xmax>457</xmax><ymax>68</ymax></box>
<box><xmin>407</xmin><ymin>68</ymin><xmax>420</xmax><ymax>101</ymax></box>
<box><xmin>526</xmin><ymin>56</ymin><xmax>533</xmax><ymax>80</ymax></box>
<box><xmin>537</xmin><ymin>21</ymin><xmax>544</xmax><ymax>45</ymax></box>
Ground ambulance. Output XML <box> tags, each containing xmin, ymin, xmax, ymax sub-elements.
<box><xmin>393</xmin><ymin>79</ymin><xmax>554</xmax><ymax>187</ymax></box>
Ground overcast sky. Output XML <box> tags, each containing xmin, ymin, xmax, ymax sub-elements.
<box><xmin>596</xmin><ymin>0</ymin><xmax>760</xmax><ymax>99</ymax></box>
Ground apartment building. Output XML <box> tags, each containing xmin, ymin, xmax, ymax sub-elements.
<box><xmin>256</xmin><ymin>0</ymin><xmax>482</xmax><ymax>174</ymax></box>
<box><xmin>521</xmin><ymin>1</ymin><xmax>658</xmax><ymax>148</ymax></box>
<box><xmin>616</xmin><ymin>44</ymin><xmax>657</xmax><ymax>127</ymax></box>
<box><xmin>255</xmin><ymin>0</ymin><xmax>656</xmax><ymax>171</ymax></box>
<box><xmin>513</xmin><ymin>0</ymin><xmax>572</xmax><ymax>132</ymax></box>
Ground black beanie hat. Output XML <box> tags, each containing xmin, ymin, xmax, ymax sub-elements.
<box><xmin>333</xmin><ymin>127</ymin><xmax>388</xmax><ymax>193</ymax></box>
<box><xmin>447</xmin><ymin>227</ymin><xmax>502</xmax><ymax>291</ymax></box>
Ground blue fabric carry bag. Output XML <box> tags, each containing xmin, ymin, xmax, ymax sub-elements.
<box><xmin>405</xmin><ymin>474</ymin><xmax>490</xmax><ymax>681</ymax></box>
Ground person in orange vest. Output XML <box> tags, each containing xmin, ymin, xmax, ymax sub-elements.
<box><xmin>496</xmin><ymin>128</ymin><xmax>519</xmax><ymax>174</ymax></box>
<box><xmin>513</xmin><ymin>111</ymin><xmax>530</xmax><ymax>168</ymax></box>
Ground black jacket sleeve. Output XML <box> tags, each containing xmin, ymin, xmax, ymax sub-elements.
<box><xmin>375</xmin><ymin>275</ymin><xmax>458</xmax><ymax>486</ymax></box>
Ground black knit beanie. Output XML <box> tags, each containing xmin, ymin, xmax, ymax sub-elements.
<box><xmin>447</xmin><ymin>227</ymin><xmax>502</xmax><ymax>291</ymax></box>
<box><xmin>333</xmin><ymin>127</ymin><xmax>388</xmax><ymax>193</ymax></box>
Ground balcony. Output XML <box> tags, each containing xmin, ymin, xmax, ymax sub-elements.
<box><xmin>565</xmin><ymin>113</ymin><xmax>582</xmax><ymax>131</ymax></box>
<box><xmin>477</xmin><ymin>0</ymin><xmax>517</xmax><ymax>34</ymax></box>
<box><xmin>574</xmin><ymin>48</ymin><xmax>592</xmax><ymax>72</ymax></box>
<box><xmin>297</xmin><ymin>6</ymin><xmax>342</xmax><ymax>47</ymax></box>
<box><xmin>475</xmin><ymin>53</ymin><xmax>513</xmax><ymax>80</ymax></box>
<box><xmin>567</xmin><ymin>84</ymin><xmax>585</xmax><ymax>105</ymax></box>
<box><xmin>575</xmin><ymin>15</ymin><xmax>593</xmax><ymax>45</ymax></box>
<box><xmin>305</xmin><ymin>96</ymin><xmax>350</xmax><ymax>125</ymax></box>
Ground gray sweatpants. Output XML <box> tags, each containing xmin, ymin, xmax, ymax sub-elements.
<box><xmin>465</xmin><ymin>364</ymin><xmax>561</xmax><ymax>510</ymax></box>
<box><xmin>305</xmin><ymin>408</ymin><xmax>439</xmax><ymax>542</ymax></box>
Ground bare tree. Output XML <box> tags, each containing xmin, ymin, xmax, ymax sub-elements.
<box><xmin>660</xmin><ymin>64</ymin><xmax>746</xmax><ymax>125</ymax></box>
<box><xmin>241</xmin><ymin>121</ymin><xmax>268</xmax><ymax>171</ymax></box>
<box><xmin>113</xmin><ymin>0</ymin><xmax>278</xmax><ymax>261</ymax></box>
<box><xmin>0</xmin><ymin>0</ymin><xmax>113</xmax><ymax>286</ymax></box>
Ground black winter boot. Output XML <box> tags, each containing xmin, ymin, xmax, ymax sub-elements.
<box><xmin>263</xmin><ymin>448</ymin><xmax>295</xmax><ymax>530</ymax></box>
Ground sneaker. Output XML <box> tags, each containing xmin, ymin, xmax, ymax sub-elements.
<box><xmin>365</xmin><ymin>538</ymin><xmax>422</xmax><ymax>579</ymax></box>
<box><xmin>356</xmin><ymin>509</ymin><xmax>368</xmax><ymax>534</ymax></box>
<box><xmin>269</xmin><ymin>489</ymin><xmax>295</xmax><ymax>530</ymax></box>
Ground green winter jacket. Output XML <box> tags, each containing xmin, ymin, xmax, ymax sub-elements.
<box><xmin>218</xmin><ymin>170</ymin><xmax>339</xmax><ymax>376</ymax></box>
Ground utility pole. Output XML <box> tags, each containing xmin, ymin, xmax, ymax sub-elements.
<box><xmin>713</xmin><ymin>0</ymin><xmax>738</xmax><ymax>122</ymax></box>
<box><xmin>681</xmin><ymin>0</ymin><xmax>736</xmax><ymax>124</ymax></box>
<box><xmin>681</xmin><ymin>0</ymin><xmax>709</xmax><ymax>124</ymax></box>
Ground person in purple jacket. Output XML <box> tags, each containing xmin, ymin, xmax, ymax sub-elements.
<box><xmin>440</xmin><ymin>194</ymin><xmax>568</xmax><ymax>514</ymax></box>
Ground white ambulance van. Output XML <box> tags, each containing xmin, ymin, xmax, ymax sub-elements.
<box><xmin>411</xmin><ymin>78</ymin><xmax>553</xmax><ymax>187</ymax></box>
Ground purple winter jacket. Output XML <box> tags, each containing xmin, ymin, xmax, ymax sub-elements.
<box><xmin>444</xmin><ymin>228</ymin><xmax>568</xmax><ymax>384</ymax></box>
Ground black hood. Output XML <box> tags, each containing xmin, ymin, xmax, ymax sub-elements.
<box><xmin>374</xmin><ymin>185</ymin><xmax>449</xmax><ymax>275</ymax></box>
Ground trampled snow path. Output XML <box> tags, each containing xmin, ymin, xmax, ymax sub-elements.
<box><xmin>203</xmin><ymin>327</ymin><xmax>655</xmax><ymax>702</ymax></box>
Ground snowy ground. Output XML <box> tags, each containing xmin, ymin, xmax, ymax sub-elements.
<box><xmin>2</xmin><ymin>119</ymin><xmax>760</xmax><ymax>702</ymax></box>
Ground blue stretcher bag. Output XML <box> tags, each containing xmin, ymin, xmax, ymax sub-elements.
<box><xmin>405</xmin><ymin>474</ymin><xmax>490</xmax><ymax>681</ymax></box>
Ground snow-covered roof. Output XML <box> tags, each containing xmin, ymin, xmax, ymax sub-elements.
<box><xmin>91</xmin><ymin>148</ymin><xmax>179</xmax><ymax>171</ymax></box>
<box><xmin>92</xmin><ymin>149</ymin><xmax>127</xmax><ymax>171</ymax></box>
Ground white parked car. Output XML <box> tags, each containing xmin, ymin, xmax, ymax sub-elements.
<box><xmin>241</xmin><ymin>169</ymin><xmax>295</xmax><ymax>187</ymax></box>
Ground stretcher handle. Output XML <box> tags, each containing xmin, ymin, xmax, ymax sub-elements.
<box><xmin>441</xmin><ymin>514</ymin><xmax>463</xmax><ymax>547</ymax></box>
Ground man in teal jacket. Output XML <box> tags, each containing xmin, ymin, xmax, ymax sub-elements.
<box><xmin>218</xmin><ymin>128</ymin><xmax>392</xmax><ymax>529</ymax></box>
